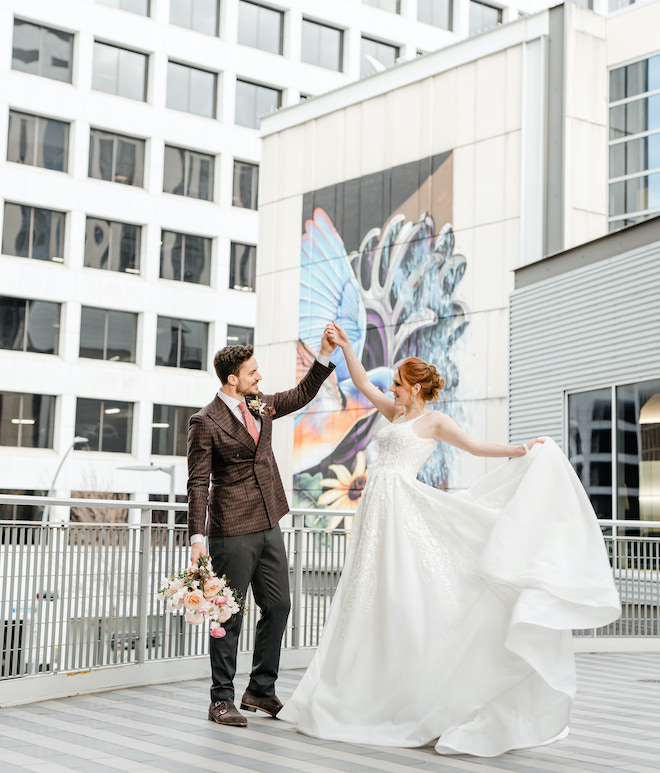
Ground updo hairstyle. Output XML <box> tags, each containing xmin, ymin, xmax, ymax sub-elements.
<box><xmin>398</xmin><ymin>357</ymin><xmax>446</xmax><ymax>403</ymax></box>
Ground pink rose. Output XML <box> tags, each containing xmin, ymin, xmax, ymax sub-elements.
<box><xmin>203</xmin><ymin>577</ymin><xmax>222</xmax><ymax>598</ymax></box>
<box><xmin>215</xmin><ymin>596</ymin><xmax>226</xmax><ymax>605</ymax></box>
<box><xmin>184</xmin><ymin>589</ymin><xmax>204</xmax><ymax>611</ymax></box>
<box><xmin>210</xmin><ymin>626</ymin><xmax>226</xmax><ymax>638</ymax></box>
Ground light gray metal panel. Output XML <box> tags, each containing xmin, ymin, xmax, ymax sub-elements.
<box><xmin>509</xmin><ymin>242</ymin><xmax>660</xmax><ymax>449</ymax></box>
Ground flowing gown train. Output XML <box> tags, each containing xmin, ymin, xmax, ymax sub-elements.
<box><xmin>279</xmin><ymin>416</ymin><xmax>621</xmax><ymax>757</ymax></box>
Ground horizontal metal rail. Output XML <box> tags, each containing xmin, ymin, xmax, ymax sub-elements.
<box><xmin>1</xmin><ymin>496</ymin><xmax>658</xmax><ymax>685</ymax></box>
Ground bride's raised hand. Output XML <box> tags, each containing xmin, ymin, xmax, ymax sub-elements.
<box><xmin>330</xmin><ymin>322</ymin><xmax>352</xmax><ymax>350</ymax></box>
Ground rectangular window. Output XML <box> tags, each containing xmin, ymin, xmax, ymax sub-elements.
<box><xmin>568</xmin><ymin>380</ymin><xmax>660</xmax><ymax>525</ymax></box>
<box><xmin>84</xmin><ymin>217</ymin><xmax>141</xmax><ymax>274</ymax></box>
<box><xmin>363</xmin><ymin>0</ymin><xmax>400</xmax><ymax>12</ymax></box>
<box><xmin>166</xmin><ymin>61</ymin><xmax>216</xmax><ymax>118</ymax></box>
<box><xmin>232</xmin><ymin>160</ymin><xmax>259</xmax><ymax>209</ymax></box>
<box><xmin>152</xmin><ymin>404</ymin><xmax>198</xmax><ymax>456</ymax></box>
<box><xmin>170</xmin><ymin>0</ymin><xmax>219</xmax><ymax>35</ymax></box>
<box><xmin>0</xmin><ymin>391</ymin><xmax>55</xmax><ymax>448</ymax></box>
<box><xmin>79</xmin><ymin>307</ymin><xmax>137</xmax><ymax>362</ymax></box>
<box><xmin>92</xmin><ymin>41</ymin><xmax>148</xmax><ymax>101</ymax></box>
<box><xmin>227</xmin><ymin>324</ymin><xmax>254</xmax><ymax>346</ymax></box>
<box><xmin>468</xmin><ymin>1</ymin><xmax>502</xmax><ymax>36</ymax></box>
<box><xmin>237</xmin><ymin>1</ymin><xmax>283</xmax><ymax>55</ymax></box>
<box><xmin>149</xmin><ymin>493</ymin><xmax>188</xmax><ymax>525</ymax></box>
<box><xmin>156</xmin><ymin>317</ymin><xmax>208</xmax><ymax>369</ymax></box>
<box><xmin>301</xmin><ymin>20</ymin><xmax>343</xmax><ymax>72</ymax></box>
<box><xmin>230</xmin><ymin>242</ymin><xmax>256</xmax><ymax>291</ymax></box>
<box><xmin>0</xmin><ymin>489</ymin><xmax>47</xmax><ymax>522</ymax></box>
<box><xmin>360</xmin><ymin>37</ymin><xmax>399</xmax><ymax>78</ymax></box>
<box><xmin>2</xmin><ymin>202</ymin><xmax>65</xmax><ymax>263</ymax></box>
<box><xmin>88</xmin><ymin>128</ymin><xmax>145</xmax><ymax>186</ymax></box>
<box><xmin>97</xmin><ymin>0</ymin><xmax>150</xmax><ymax>15</ymax></box>
<box><xmin>609</xmin><ymin>0</ymin><xmax>635</xmax><ymax>11</ymax></box>
<box><xmin>235</xmin><ymin>79</ymin><xmax>281</xmax><ymax>129</ymax></box>
<box><xmin>163</xmin><ymin>145</ymin><xmax>214</xmax><ymax>200</ymax></box>
<box><xmin>418</xmin><ymin>0</ymin><xmax>452</xmax><ymax>30</ymax></box>
<box><xmin>75</xmin><ymin>398</ymin><xmax>133</xmax><ymax>453</ymax></box>
<box><xmin>160</xmin><ymin>231</ymin><xmax>211</xmax><ymax>285</ymax></box>
<box><xmin>0</xmin><ymin>296</ymin><xmax>60</xmax><ymax>355</ymax></box>
<box><xmin>12</xmin><ymin>19</ymin><xmax>73</xmax><ymax>83</ymax></box>
<box><xmin>7</xmin><ymin>110</ymin><xmax>69</xmax><ymax>172</ymax></box>
<box><xmin>608</xmin><ymin>53</ymin><xmax>660</xmax><ymax>231</ymax></box>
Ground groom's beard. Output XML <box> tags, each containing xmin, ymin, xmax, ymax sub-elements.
<box><xmin>236</xmin><ymin>384</ymin><xmax>260</xmax><ymax>397</ymax></box>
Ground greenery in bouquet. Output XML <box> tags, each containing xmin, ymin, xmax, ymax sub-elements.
<box><xmin>156</xmin><ymin>554</ymin><xmax>243</xmax><ymax>639</ymax></box>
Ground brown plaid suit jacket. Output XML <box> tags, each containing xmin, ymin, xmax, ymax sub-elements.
<box><xmin>187</xmin><ymin>359</ymin><xmax>335</xmax><ymax>538</ymax></box>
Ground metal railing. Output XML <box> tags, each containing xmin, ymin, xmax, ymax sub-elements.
<box><xmin>1</xmin><ymin>495</ymin><xmax>659</xmax><ymax>684</ymax></box>
<box><xmin>0</xmin><ymin>496</ymin><xmax>349</xmax><ymax>681</ymax></box>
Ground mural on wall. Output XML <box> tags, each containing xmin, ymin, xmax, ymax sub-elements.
<box><xmin>293</xmin><ymin>152</ymin><xmax>471</xmax><ymax>530</ymax></box>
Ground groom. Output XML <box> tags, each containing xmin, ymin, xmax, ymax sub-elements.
<box><xmin>187</xmin><ymin>332</ymin><xmax>335</xmax><ymax>726</ymax></box>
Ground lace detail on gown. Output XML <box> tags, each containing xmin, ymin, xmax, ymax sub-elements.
<box><xmin>338</xmin><ymin>417</ymin><xmax>473</xmax><ymax>633</ymax></box>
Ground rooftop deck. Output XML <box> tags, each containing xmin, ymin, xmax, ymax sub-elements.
<box><xmin>1</xmin><ymin>652</ymin><xmax>659</xmax><ymax>773</ymax></box>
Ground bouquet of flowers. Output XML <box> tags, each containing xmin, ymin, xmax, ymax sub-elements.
<box><xmin>156</xmin><ymin>555</ymin><xmax>243</xmax><ymax>639</ymax></box>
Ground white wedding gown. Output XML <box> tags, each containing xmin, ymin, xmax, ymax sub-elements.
<box><xmin>279</xmin><ymin>416</ymin><xmax>621</xmax><ymax>757</ymax></box>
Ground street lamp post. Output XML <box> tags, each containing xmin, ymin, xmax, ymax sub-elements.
<box><xmin>43</xmin><ymin>435</ymin><xmax>88</xmax><ymax>522</ymax></box>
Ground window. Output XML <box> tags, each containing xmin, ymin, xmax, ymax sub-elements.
<box><xmin>608</xmin><ymin>53</ymin><xmax>660</xmax><ymax>231</ymax></box>
<box><xmin>418</xmin><ymin>0</ymin><xmax>452</xmax><ymax>30</ymax></box>
<box><xmin>7</xmin><ymin>111</ymin><xmax>69</xmax><ymax>172</ymax></box>
<box><xmin>84</xmin><ymin>217</ymin><xmax>141</xmax><ymax>274</ymax></box>
<box><xmin>12</xmin><ymin>19</ymin><xmax>73</xmax><ymax>83</ymax></box>
<box><xmin>227</xmin><ymin>324</ymin><xmax>254</xmax><ymax>346</ymax></box>
<box><xmin>0</xmin><ymin>489</ymin><xmax>47</xmax><ymax>522</ymax></box>
<box><xmin>79</xmin><ymin>307</ymin><xmax>137</xmax><ymax>362</ymax></box>
<box><xmin>156</xmin><ymin>317</ymin><xmax>207</xmax><ymax>369</ymax></box>
<box><xmin>75</xmin><ymin>398</ymin><xmax>133</xmax><ymax>453</ymax></box>
<box><xmin>167</xmin><ymin>61</ymin><xmax>216</xmax><ymax>118</ymax></box>
<box><xmin>568</xmin><ymin>380</ymin><xmax>660</xmax><ymax>525</ymax></box>
<box><xmin>235</xmin><ymin>79</ymin><xmax>281</xmax><ymax>129</ymax></box>
<box><xmin>170</xmin><ymin>0</ymin><xmax>219</xmax><ymax>35</ymax></box>
<box><xmin>360</xmin><ymin>37</ymin><xmax>399</xmax><ymax>78</ymax></box>
<box><xmin>2</xmin><ymin>203</ymin><xmax>65</xmax><ymax>263</ymax></box>
<box><xmin>97</xmin><ymin>0</ymin><xmax>150</xmax><ymax>15</ymax></box>
<box><xmin>92</xmin><ymin>41</ymin><xmax>148</xmax><ymax>101</ymax></box>
<box><xmin>230</xmin><ymin>242</ymin><xmax>256</xmax><ymax>291</ymax></box>
<box><xmin>0</xmin><ymin>392</ymin><xmax>55</xmax><ymax>448</ymax></box>
<box><xmin>237</xmin><ymin>1</ymin><xmax>283</xmax><ymax>55</ymax></box>
<box><xmin>232</xmin><ymin>160</ymin><xmax>259</xmax><ymax>209</ymax></box>
<box><xmin>160</xmin><ymin>231</ymin><xmax>211</xmax><ymax>285</ymax></box>
<box><xmin>363</xmin><ymin>0</ymin><xmax>400</xmax><ymax>12</ymax></box>
<box><xmin>88</xmin><ymin>128</ymin><xmax>145</xmax><ymax>186</ymax></box>
<box><xmin>149</xmin><ymin>494</ymin><xmax>188</xmax><ymax>525</ymax></box>
<box><xmin>469</xmin><ymin>1</ymin><xmax>502</xmax><ymax>36</ymax></box>
<box><xmin>609</xmin><ymin>0</ymin><xmax>635</xmax><ymax>10</ymax></box>
<box><xmin>152</xmin><ymin>404</ymin><xmax>198</xmax><ymax>456</ymax></box>
<box><xmin>163</xmin><ymin>145</ymin><xmax>214</xmax><ymax>200</ymax></box>
<box><xmin>301</xmin><ymin>20</ymin><xmax>343</xmax><ymax>72</ymax></box>
<box><xmin>0</xmin><ymin>297</ymin><xmax>60</xmax><ymax>354</ymax></box>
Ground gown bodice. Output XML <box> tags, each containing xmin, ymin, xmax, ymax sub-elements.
<box><xmin>376</xmin><ymin>415</ymin><xmax>437</xmax><ymax>477</ymax></box>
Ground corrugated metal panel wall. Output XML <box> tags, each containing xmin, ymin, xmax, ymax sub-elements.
<box><xmin>509</xmin><ymin>243</ymin><xmax>660</xmax><ymax>450</ymax></box>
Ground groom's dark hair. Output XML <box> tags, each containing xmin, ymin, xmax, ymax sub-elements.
<box><xmin>214</xmin><ymin>345</ymin><xmax>254</xmax><ymax>384</ymax></box>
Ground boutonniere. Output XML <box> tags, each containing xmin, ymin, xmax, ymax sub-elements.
<box><xmin>247</xmin><ymin>397</ymin><xmax>275</xmax><ymax>417</ymax></box>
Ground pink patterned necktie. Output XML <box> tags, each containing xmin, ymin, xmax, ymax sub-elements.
<box><xmin>238</xmin><ymin>402</ymin><xmax>259</xmax><ymax>444</ymax></box>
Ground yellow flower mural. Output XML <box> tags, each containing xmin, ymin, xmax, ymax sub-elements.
<box><xmin>317</xmin><ymin>452</ymin><xmax>368</xmax><ymax>531</ymax></box>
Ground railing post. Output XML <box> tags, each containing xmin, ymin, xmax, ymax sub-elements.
<box><xmin>291</xmin><ymin>512</ymin><xmax>305</xmax><ymax>651</ymax></box>
<box><xmin>135</xmin><ymin>507</ymin><xmax>151</xmax><ymax>665</ymax></box>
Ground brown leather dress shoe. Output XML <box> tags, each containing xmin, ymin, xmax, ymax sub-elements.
<box><xmin>240</xmin><ymin>690</ymin><xmax>283</xmax><ymax>717</ymax></box>
<box><xmin>208</xmin><ymin>700</ymin><xmax>247</xmax><ymax>727</ymax></box>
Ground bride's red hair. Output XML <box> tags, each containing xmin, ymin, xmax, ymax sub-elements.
<box><xmin>398</xmin><ymin>358</ymin><xmax>445</xmax><ymax>402</ymax></box>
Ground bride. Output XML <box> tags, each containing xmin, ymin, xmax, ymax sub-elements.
<box><xmin>279</xmin><ymin>323</ymin><xmax>621</xmax><ymax>757</ymax></box>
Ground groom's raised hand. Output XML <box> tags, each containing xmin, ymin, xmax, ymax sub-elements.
<box><xmin>319</xmin><ymin>323</ymin><xmax>338</xmax><ymax>357</ymax></box>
